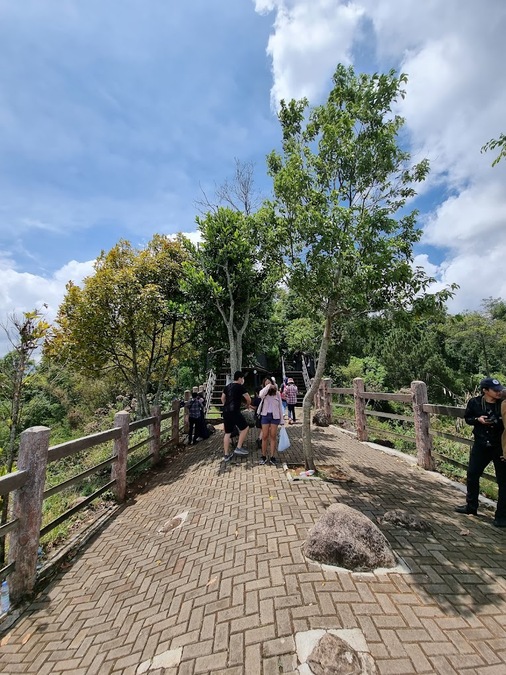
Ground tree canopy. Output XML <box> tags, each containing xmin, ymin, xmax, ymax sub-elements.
<box><xmin>267</xmin><ymin>64</ymin><xmax>455</xmax><ymax>468</ymax></box>
<box><xmin>46</xmin><ymin>235</ymin><xmax>192</xmax><ymax>417</ymax></box>
<box><xmin>183</xmin><ymin>207</ymin><xmax>280</xmax><ymax>376</ymax></box>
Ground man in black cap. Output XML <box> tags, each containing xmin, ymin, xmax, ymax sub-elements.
<box><xmin>455</xmin><ymin>377</ymin><xmax>506</xmax><ymax>527</ymax></box>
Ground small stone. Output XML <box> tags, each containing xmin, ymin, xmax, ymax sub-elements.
<box><xmin>382</xmin><ymin>509</ymin><xmax>432</xmax><ymax>532</ymax></box>
<box><xmin>307</xmin><ymin>633</ymin><xmax>362</xmax><ymax>675</ymax></box>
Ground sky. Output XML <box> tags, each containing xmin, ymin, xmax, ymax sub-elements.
<box><xmin>0</xmin><ymin>0</ymin><xmax>505</xmax><ymax>355</ymax></box>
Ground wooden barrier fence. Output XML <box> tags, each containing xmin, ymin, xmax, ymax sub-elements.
<box><xmin>316</xmin><ymin>377</ymin><xmax>491</xmax><ymax>481</ymax></box>
<box><xmin>0</xmin><ymin>400</ymin><xmax>182</xmax><ymax>606</ymax></box>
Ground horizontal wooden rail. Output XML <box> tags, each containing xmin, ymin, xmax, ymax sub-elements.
<box><xmin>429</xmin><ymin>430</ymin><xmax>473</xmax><ymax>446</ymax></box>
<box><xmin>329</xmin><ymin>387</ymin><xmax>353</xmax><ymax>395</ymax></box>
<box><xmin>0</xmin><ymin>470</ymin><xmax>28</xmax><ymax>496</ymax></box>
<box><xmin>126</xmin><ymin>452</ymin><xmax>154</xmax><ymax>474</ymax></box>
<box><xmin>423</xmin><ymin>404</ymin><xmax>465</xmax><ymax>418</ymax></box>
<box><xmin>365</xmin><ymin>410</ymin><xmax>415</xmax><ymax>423</ymax></box>
<box><xmin>366</xmin><ymin>426</ymin><xmax>416</xmax><ymax>443</ymax></box>
<box><xmin>160</xmin><ymin>409</ymin><xmax>177</xmax><ymax>421</ymax></box>
<box><xmin>48</xmin><ymin>428</ymin><xmax>121</xmax><ymax>463</ymax></box>
<box><xmin>40</xmin><ymin>480</ymin><xmax>116</xmax><ymax>537</ymax></box>
<box><xmin>129</xmin><ymin>416</ymin><xmax>156</xmax><ymax>432</ymax></box>
<box><xmin>0</xmin><ymin>518</ymin><xmax>19</xmax><ymax>539</ymax></box>
<box><xmin>43</xmin><ymin>457</ymin><xmax>116</xmax><ymax>499</ymax></box>
<box><xmin>128</xmin><ymin>435</ymin><xmax>155</xmax><ymax>454</ymax></box>
<box><xmin>360</xmin><ymin>391</ymin><xmax>412</xmax><ymax>402</ymax></box>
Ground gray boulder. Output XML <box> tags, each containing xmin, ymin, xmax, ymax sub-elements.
<box><xmin>307</xmin><ymin>633</ymin><xmax>362</xmax><ymax>675</ymax></box>
<box><xmin>382</xmin><ymin>509</ymin><xmax>432</xmax><ymax>532</ymax></box>
<box><xmin>313</xmin><ymin>409</ymin><xmax>331</xmax><ymax>426</ymax></box>
<box><xmin>304</xmin><ymin>503</ymin><xmax>396</xmax><ymax>572</ymax></box>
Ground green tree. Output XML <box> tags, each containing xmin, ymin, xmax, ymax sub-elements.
<box><xmin>47</xmin><ymin>236</ymin><xmax>192</xmax><ymax>417</ymax></box>
<box><xmin>481</xmin><ymin>133</ymin><xmax>506</xmax><ymax>166</ymax></box>
<box><xmin>183</xmin><ymin>207</ymin><xmax>279</xmax><ymax>377</ymax></box>
<box><xmin>267</xmin><ymin>64</ymin><xmax>454</xmax><ymax>469</ymax></box>
<box><xmin>0</xmin><ymin>308</ymin><xmax>50</xmax><ymax>563</ymax></box>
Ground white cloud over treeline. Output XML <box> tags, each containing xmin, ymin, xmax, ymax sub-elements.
<box><xmin>254</xmin><ymin>0</ymin><xmax>506</xmax><ymax>312</ymax></box>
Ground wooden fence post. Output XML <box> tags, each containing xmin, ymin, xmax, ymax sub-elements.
<box><xmin>171</xmin><ymin>398</ymin><xmax>180</xmax><ymax>446</ymax></box>
<box><xmin>8</xmin><ymin>426</ymin><xmax>50</xmax><ymax>604</ymax></box>
<box><xmin>353</xmin><ymin>378</ymin><xmax>368</xmax><ymax>441</ymax></box>
<box><xmin>183</xmin><ymin>390</ymin><xmax>190</xmax><ymax>434</ymax></box>
<box><xmin>150</xmin><ymin>405</ymin><xmax>161</xmax><ymax>466</ymax></box>
<box><xmin>411</xmin><ymin>380</ymin><xmax>434</xmax><ymax>470</ymax></box>
<box><xmin>323</xmin><ymin>378</ymin><xmax>332</xmax><ymax>419</ymax></box>
<box><xmin>112</xmin><ymin>411</ymin><xmax>129</xmax><ymax>503</ymax></box>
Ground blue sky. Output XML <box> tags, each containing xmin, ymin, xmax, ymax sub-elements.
<box><xmin>1</xmin><ymin>1</ymin><xmax>506</xmax><ymax>354</ymax></box>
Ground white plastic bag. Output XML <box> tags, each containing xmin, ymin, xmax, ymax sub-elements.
<box><xmin>277</xmin><ymin>426</ymin><xmax>290</xmax><ymax>453</ymax></box>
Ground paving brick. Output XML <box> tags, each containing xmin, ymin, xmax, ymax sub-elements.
<box><xmin>1</xmin><ymin>426</ymin><xmax>506</xmax><ymax>675</ymax></box>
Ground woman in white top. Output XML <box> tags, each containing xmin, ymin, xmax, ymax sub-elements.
<box><xmin>258</xmin><ymin>379</ymin><xmax>285</xmax><ymax>465</ymax></box>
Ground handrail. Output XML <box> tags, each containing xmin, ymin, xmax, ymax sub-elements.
<box><xmin>5</xmin><ymin>400</ymin><xmax>181</xmax><ymax>603</ymax></box>
<box><xmin>301</xmin><ymin>358</ymin><xmax>311</xmax><ymax>390</ymax></box>
<box><xmin>204</xmin><ymin>369</ymin><xmax>216</xmax><ymax>414</ymax></box>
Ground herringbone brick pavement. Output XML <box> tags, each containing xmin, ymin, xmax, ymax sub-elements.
<box><xmin>0</xmin><ymin>423</ymin><xmax>505</xmax><ymax>674</ymax></box>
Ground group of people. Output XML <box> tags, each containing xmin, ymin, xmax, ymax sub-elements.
<box><xmin>220</xmin><ymin>371</ymin><xmax>298</xmax><ymax>465</ymax></box>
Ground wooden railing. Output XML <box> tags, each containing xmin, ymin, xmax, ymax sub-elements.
<box><xmin>0</xmin><ymin>400</ymin><xmax>182</xmax><ymax>605</ymax></box>
<box><xmin>316</xmin><ymin>377</ymin><xmax>491</xmax><ymax>480</ymax></box>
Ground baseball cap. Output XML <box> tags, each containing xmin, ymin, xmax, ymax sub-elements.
<box><xmin>480</xmin><ymin>377</ymin><xmax>505</xmax><ymax>392</ymax></box>
<box><xmin>287</xmin><ymin>378</ymin><xmax>294</xmax><ymax>383</ymax></box>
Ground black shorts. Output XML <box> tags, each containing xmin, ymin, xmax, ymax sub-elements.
<box><xmin>223</xmin><ymin>411</ymin><xmax>248</xmax><ymax>434</ymax></box>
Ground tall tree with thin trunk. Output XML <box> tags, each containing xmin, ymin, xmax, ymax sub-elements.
<box><xmin>0</xmin><ymin>308</ymin><xmax>50</xmax><ymax>564</ymax></box>
<box><xmin>183</xmin><ymin>207</ymin><xmax>278</xmax><ymax>377</ymax></box>
<box><xmin>267</xmin><ymin>64</ymin><xmax>455</xmax><ymax>470</ymax></box>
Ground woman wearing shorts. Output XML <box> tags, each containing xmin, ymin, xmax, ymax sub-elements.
<box><xmin>258</xmin><ymin>379</ymin><xmax>285</xmax><ymax>465</ymax></box>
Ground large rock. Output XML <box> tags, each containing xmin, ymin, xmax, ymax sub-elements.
<box><xmin>304</xmin><ymin>503</ymin><xmax>396</xmax><ymax>572</ymax></box>
<box><xmin>313</xmin><ymin>409</ymin><xmax>331</xmax><ymax>426</ymax></box>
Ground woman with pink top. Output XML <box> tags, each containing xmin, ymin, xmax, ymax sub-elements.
<box><xmin>257</xmin><ymin>378</ymin><xmax>285</xmax><ymax>465</ymax></box>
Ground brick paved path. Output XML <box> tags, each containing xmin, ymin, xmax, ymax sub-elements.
<box><xmin>1</xmin><ymin>423</ymin><xmax>505</xmax><ymax>674</ymax></box>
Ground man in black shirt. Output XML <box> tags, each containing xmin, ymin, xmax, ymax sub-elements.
<box><xmin>221</xmin><ymin>371</ymin><xmax>251</xmax><ymax>462</ymax></box>
<box><xmin>455</xmin><ymin>378</ymin><xmax>506</xmax><ymax>527</ymax></box>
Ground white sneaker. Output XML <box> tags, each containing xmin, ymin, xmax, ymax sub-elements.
<box><xmin>234</xmin><ymin>448</ymin><xmax>249</xmax><ymax>456</ymax></box>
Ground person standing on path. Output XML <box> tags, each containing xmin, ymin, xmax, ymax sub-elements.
<box><xmin>221</xmin><ymin>370</ymin><xmax>251</xmax><ymax>462</ymax></box>
<box><xmin>258</xmin><ymin>379</ymin><xmax>284</xmax><ymax>465</ymax></box>
<box><xmin>284</xmin><ymin>378</ymin><xmax>299</xmax><ymax>424</ymax></box>
<box><xmin>455</xmin><ymin>377</ymin><xmax>506</xmax><ymax>527</ymax></box>
<box><xmin>186</xmin><ymin>392</ymin><xmax>204</xmax><ymax>445</ymax></box>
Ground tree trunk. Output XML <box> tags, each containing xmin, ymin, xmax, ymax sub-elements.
<box><xmin>301</xmin><ymin>310</ymin><xmax>334</xmax><ymax>471</ymax></box>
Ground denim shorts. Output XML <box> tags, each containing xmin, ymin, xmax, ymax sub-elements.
<box><xmin>261</xmin><ymin>413</ymin><xmax>281</xmax><ymax>426</ymax></box>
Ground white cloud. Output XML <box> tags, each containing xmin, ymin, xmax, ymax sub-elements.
<box><xmin>253</xmin><ymin>0</ymin><xmax>506</xmax><ymax>311</ymax></box>
<box><xmin>256</xmin><ymin>0</ymin><xmax>364</xmax><ymax>107</ymax></box>
<box><xmin>0</xmin><ymin>260</ymin><xmax>95</xmax><ymax>356</ymax></box>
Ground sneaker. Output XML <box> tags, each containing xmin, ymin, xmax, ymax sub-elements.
<box><xmin>258</xmin><ymin>456</ymin><xmax>268</xmax><ymax>465</ymax></box>
<box><xmin>269</xmin><ymin>457</ymin><xmax>277</xmax><ymax>465</ymax></box>
<box><xmin>223</xmin><ymin>453</ymin><xmax>234</xmax><ymax>463</ymax></box>
<box><xmin>234</xmin><ymin>447</ymin><xmax>249</xmax><ymax>456</ymax></box>
<box><xmin>455</xmin><ymin>504</ymin><xmax>477</xmax><ymax>516</ymax></box>
<box><xmin>492</xmin><ymin>518</ymin><xmax>506</xmax><ymax>528</ymax></box>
